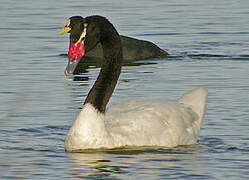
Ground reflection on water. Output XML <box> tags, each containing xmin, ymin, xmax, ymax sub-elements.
<box><xmin>67</xmin><ymin>145</ymin><xmax>209</xmax><ymax>179</ymax></box>
<box><xmin>62</xmin><ymin>54</ymin><xmax>249</xmax><ymax>77</ymax></box>
<box><xmin>71</xmin><ymin>56</ymin><xmax>158</xmax><ymax>75</ymax></box>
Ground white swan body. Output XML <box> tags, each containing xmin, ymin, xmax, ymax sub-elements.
<box><xmin>65</xmin><ymin>88</ymin><xmax>207</xmax><ymax>151</ymax></box>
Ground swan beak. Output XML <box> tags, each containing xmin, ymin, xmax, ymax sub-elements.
<box><xmin>60</xmin><ymin>20</ymin><xmax>71</xmax><ymax>35</ymax></box>
<box><xmin>64</xmin><ymin>59</ymin><xmax>79</xmax><ymax>76</ymax></box>
<box><xmin>64</xmin><ymin>42</ymin><xmax>85</xmax><ymax>76</ymax></box>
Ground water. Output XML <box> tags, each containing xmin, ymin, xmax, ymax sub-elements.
<box><xmin>1</xmin><ymin>0</ymin><xmax>249</xmax><ymax>179</ymax></box>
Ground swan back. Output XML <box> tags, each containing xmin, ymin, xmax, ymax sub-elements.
<box><xmin>105</xmin><ymin>88</ymin><xmax>207</xmax><ymax>148</ymax></box>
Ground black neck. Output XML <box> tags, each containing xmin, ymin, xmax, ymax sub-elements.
<box><xmin>84</xmin><ymin>17</ymin><xmax>123</xmax><ymax>113</ymax></box>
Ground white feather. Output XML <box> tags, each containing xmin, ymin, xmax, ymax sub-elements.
<box><xmin>65</xmin><ymin>88</ymin><xmax>207</xmax><ymax>151</ymax></box>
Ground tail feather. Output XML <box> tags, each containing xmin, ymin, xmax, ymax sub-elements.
<box><xmin>178</xmin><ymin>88</ymin><xmax>208</xmax><ymax>125</ymax></box>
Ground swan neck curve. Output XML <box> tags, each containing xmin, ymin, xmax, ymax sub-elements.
<box><xmin>84</xmin><ymin>16</ymin><xmax>123</xmax><ymax>113</ymax></box>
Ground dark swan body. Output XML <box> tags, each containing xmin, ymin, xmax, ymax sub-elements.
<box><xmin>86</xmin><ymin>35</ymin><xmax>169</xmax><ymax>61</ymax></box>
<box><xmin>60</xmin><ymin>16</ymin><xmax>207</xmax><ymax>151</ymax></box>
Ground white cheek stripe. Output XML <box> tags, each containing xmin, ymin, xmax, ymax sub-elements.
<box><xmin>76</xmin><ymin>23</ymin><xmax>87</xmax><ymax>44</ymax></box>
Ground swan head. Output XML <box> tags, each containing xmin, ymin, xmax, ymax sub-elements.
<box><xmin>60</xmin><ymin>16</ymin><xmax>102</xmax><ymax>76</ymax></box>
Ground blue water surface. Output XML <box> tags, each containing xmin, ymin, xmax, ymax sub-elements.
<box><xmin>0</xmin><ymin>0</ymin><xmax>249</xmax><ymax>179</ymax></box>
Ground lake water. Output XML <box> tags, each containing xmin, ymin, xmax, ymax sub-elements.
<box><xmin>1</xmin><ymin>0</ymin><xmax>249</xmax><ymax>179</ymax></box>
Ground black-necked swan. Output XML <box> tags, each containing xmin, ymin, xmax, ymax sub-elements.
<box><xmin>60</xmin><ymin>15</ymin><xmax>207</xmax><ymax>152</ymax></box>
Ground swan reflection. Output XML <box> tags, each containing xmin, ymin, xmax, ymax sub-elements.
<box><xmin>67</xmin><ymin>152</ymin><xmax>127</xmax><ymax>179</ymax></box>
<box><xmin>67</xmin><ymin>145</ymin><xmax>206</xmax><ymax>179</ymax></box>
